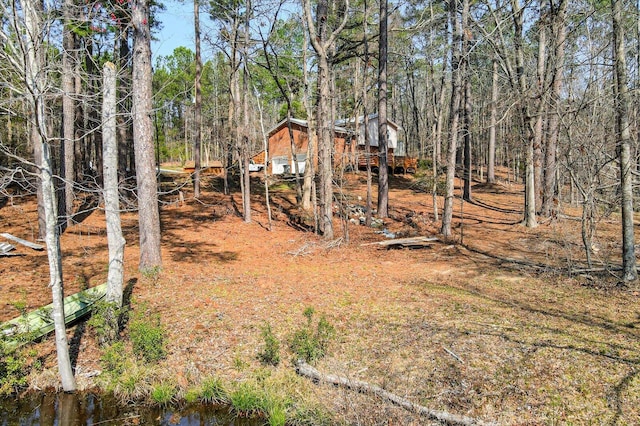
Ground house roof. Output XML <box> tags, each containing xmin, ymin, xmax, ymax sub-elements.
<box><xmin>335</xmin><ymin>113</ymin><xmax>400</xmax><ymax>131</ymax></box>
<box><xmin>267</xmin><ymin>117</ymin><xmax>351</xmax><ymax>138</ymax></box>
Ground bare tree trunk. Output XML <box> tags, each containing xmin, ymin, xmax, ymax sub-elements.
<box><xmin>612</xmin><ymin>0</ymin><xmax>637</xmax><ymax>282</ymax></box>
<box><xmin>461</xmin><ymin>0</ymin><xmax>471</xmax><ymax>203</ymax></box>
<box><xmin>462</xmin><ymin>76</ymin><xmax>471</xmax><ymax>202</ymax></box>
<box><xmin>362</xmin><ymin>0</ymin><xmax>373</xmax><ymax>226</ymax></box>
<box><xmin>302</xmin><ymin>0</ymin><xmax>350</xmax><ymax>238</ymax></box>
<box><xmin>117</xmin><ymin>30</ymin><xmax>132</xmax><ymax>179</ymax></box>
<box><xmin>132</xmin><ymin>0</ymin><xmax>162</xmax><ymax>270</ymax></box>
<box><xmin>33</xmin><ymin>123</ymin><xmax>46</xmax><ymax>240</ymax></box>
<box><xmin>241</xmin><ymin>0</ymin><xmax>252</xmax><ymax>223</ymax></box>
<box><xmin>441</xmin><ymin>0</ymin><xmax>463</xmax><ymax>238</ymax></box>
<box><xmin>287</xmin><ymin>111</ymin><xmax>303</xmax><ymax>203</ymax></box>
<box><xmin>301</xmin><ymin>23</ymin><xmax>315</xmax><ymax>211</ymax></box>
<box><xmin>512</xmin><ymin>0</ymin><xmax>538</xmax><ymax>228</ymax></box>
<box><xmin>487</xmin><ymin>58</ymin><xmax>498</xmax><ymax>184</ymax></box>
<box><xmin>62</xmin><ymin>0</ymin><xmax>75</xmax><ymax>230</ymax></box>
<box><xmin>377</xmin><ymin>0</ymin><xmax>389</xmax><ymax>218</ymax></box>
<box><xmin>102</xmin><ymin>62</ymin><xmax>125</xmax><ymax>308</ymax></box>
<box><xmin>541</xmin><ymin>0</ymin><xmax>567</xmax><ymax>217</ymax></box>
<box><xmin>24</xmin><ymin>0</ymin><xmax>76</xmax><ymax>391</ymax></box>
<box><xmin>255</xmin><ymin>91</ymin><xmax>273</xmax><ymax>230</ymax></box>
<box><xmin>533</xmin><ymin>3</ymin><xmax>546</xmax><ymax>212</ymax></box>
<box><xmin>193</xmin><ymin>0</ymin><xmax>202</xmax><ymax>199</ymax></box>
<box><xmin>434</xmin><ymin>49</ymin><xmax>447</xmax><ymax>166</ymax></box>
<box><xmin>317</xmin><ymin>50</ymin><xmax>333</xmax><ymax>237</ymax></box>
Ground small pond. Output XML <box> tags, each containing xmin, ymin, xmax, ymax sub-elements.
<box><xmin>0</xmin><ymin>392</ymin><xmax>261</xmax><ymax>425</ymax></box>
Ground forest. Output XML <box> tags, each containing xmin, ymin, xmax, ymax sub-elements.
<box><xmin>1</xmin><ymin>0</ymin><xmax>640</xmax><ymax>424</ymax></box>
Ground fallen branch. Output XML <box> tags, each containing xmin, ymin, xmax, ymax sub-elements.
<box><xmin>361</xmin><ymin>236</ymin><xmax>439</xmax><ymax>248</ymax></box>
<box><xmin>294</xmin><ymin>360</ymin><xmax>495</xmax><ymax>426</ymax></box>
<box><xmin>0</xmin><ymin>233</ymin><xmax>44</xmax><ymax>250</ymax></box>
<box><xmin>443</xmin><ymin>346</ymin><xmax>464</xmax><ymax>363</ymax></box>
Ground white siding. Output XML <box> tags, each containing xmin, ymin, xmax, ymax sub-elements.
<box><xmin>271</xmin><ymin>155</ymin><xmax>307</xmax><ymax>175</ymax></box>
<box><xmin>356</xmin><ymin>116</ymin><xmax>398</xmax><ymax>149</ymax></box>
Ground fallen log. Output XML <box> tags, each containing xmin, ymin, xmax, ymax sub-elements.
<box><xmin>294</xmin><ymin>360</ymin><xmax>495</xmax><ymax>426</ymax></box>
<box><xmin>361</xmin><ymin>236</ymin><xmax>439</xmax><ymax>249</ymax></box>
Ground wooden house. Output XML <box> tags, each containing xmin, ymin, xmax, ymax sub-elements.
<box><xmin>266</xmin><ymin>118</ymin><xmax>356</xmax><ymax>175</ymax></box>
<box><xmin>336</xmin><ymin>114</ymin><xmax>415</xmax><ymax>174</ymax></box>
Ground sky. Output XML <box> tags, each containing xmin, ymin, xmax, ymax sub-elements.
<box><xmin>151</xmin><ymin>0</ymin><xmax>195</xmax><ymax>60</ymax></box>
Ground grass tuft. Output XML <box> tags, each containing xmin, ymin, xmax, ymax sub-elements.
<box><xmin>257</xmin><ymin>323</ymin><xmax>280</xmax><ymax>366</ymax></box>
<box><xmin>129</xmin><ymin>305</ymin><xmax>166</xmax><ymax>363</ymax></box>
<box><xmin>199</xmin><ymin>376</ymin><xmax>228</xmax><ymax>404</ymax></box>
<box><xmin>150</xmin><ymin>382</ymin><xmax>176</xmax><ymax>407</ymax></box>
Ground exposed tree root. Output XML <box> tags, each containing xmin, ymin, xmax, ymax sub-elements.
<box><xmin>294</xmin><ymin>360</ymin><xmax>496</xmax><ymax>426</ymax></box>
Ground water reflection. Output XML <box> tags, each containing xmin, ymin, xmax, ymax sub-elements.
<box><xmin>0</xmin><ymin>392</ymin><xmax>260</xmax><ymax>425</ymax></box>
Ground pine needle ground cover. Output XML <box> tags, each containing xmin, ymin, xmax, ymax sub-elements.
<box><xmin>1</xmin><ymin>172</ymin><xmax>638</xmax><ymax>424</ymax></box>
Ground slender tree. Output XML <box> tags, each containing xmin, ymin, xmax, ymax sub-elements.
<box><xmin>363</xmin><ymin>0</ymin><xmax>373</xmax><ymax>226</ymax></box>
<box><xmin>302</xmin><ymin>0</ymin><xmax>350</xmax><ymax>238</ymax></box>
<box><xmin>541</xmin><ymin>0</ymin><xmax>568</xmax><ymax>217</ymax></box>
<box><xmin>132</xmin><ymin>0</ymin><xmax>162</xmax><ymax>270</ymax></box>
<box><xmin>511</xmin><ymin>0</ymin><xmax>538</xmax><ymax>227</ymax></box>
<box><xmin>377</xmin><ymin>0</ymin><xmax>389</xmax><ymax>218</ymax></box>
<box><xmin>194</xmin><ymin>0</ymin><xmax>202</xmax><ymax>198</ymax></box>
<box><xmin>612</xmin><ymin>0</ymin><xmax>637</xmax><ymax>282</ymax></box>
<box><xmin>441</xmin><ymin>0</ymin><xmax>464</xmax><ymax>238</ymax></box>
<box><xmin>62</xmin><ymin>0</ymin><xmax>76</xmax><ymax>230</ymax></box>
<box><xmin>461</xmin><ymin>0</ymin><xmax>472</xmax><ymax>202</ymax></box>
<box><xmin>533</xmin><ymin>1</ymin><xmax>547</xmax><ymax>212</ymax></box>
<box><xmin>102</xmin><ymin>62</ymin><xmax>126</xmax><ymax>341</ymax></box>
<box><xmin>23</xmin><ymin>0</ymin><xmax>76</xmax><ymax>391</ymax></box>
<box><xmin>241</xmin><ymin>0</ymin><xmax>252</xmax><ymax>222</ymax></box>
<box><xmin>487</xmin><ymin>57</ymin><xmax>498</xmax><ymax>184</ymax></box>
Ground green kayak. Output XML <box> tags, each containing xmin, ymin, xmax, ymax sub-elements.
<box><xmin>1</xmin><ymin>283</ymin><xmax>107</xmax><ymax>351</ymax></box>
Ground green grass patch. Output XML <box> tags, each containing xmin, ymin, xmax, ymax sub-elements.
<box><xmin>150</xmin><ymin>382</ymin><xmax>176</xmax><ymax>407</ymax></box>
<box><xmin>230</xmin><ymin>381</ymin><xmax>263</xmax><ymax>416</ymax></box>
<box><xmin>198</xmin><ymin>376</ymin><xmax>228</xmax><ymax>404</ymax></box>
<box><xmin>289</xmin><ymin>307</ymin><xmax>335</xmax><ymax>363</ymax></box>
<box><xmin>257</xmin><ymin>323</ymin><xmax>280</xmax><ymax>366</ymax></box>
<box><xmin>129</xmin><ymin>305</ymin><xmax>166</xmax><ymax>363</ymax></box>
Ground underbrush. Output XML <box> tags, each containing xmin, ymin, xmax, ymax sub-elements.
<box><xmin>0</xmin><ymin>342</ymin><xmax>29</xmax><ymax>395</ymax></box>
<box><xmin>89</xmin><ymin>305</ymin><xmax>337</xmax><ymax>424</ymax></box>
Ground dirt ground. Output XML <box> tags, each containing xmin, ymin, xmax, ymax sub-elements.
<box><xmin>1</xmin><ymin>170</ymin><xmax>639</xmax><ymax>425</ymax></box>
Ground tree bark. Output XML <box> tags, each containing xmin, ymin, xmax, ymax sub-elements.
<box><xmin>533</xmin><ymin>4</ymin><xmax>546</xmax><ymax>212</ymax></box>
<box><xmin>612</xmin><ymin>0</ymin><xmax>637</xmax><ymax>282</ymax></box>
<box><xmin>241</xmin><ymin>0</ymin><xmax>252</xmax><ymax>223</ymax></box>
<box><xmin>301</xmin><ymin>21</ymin><xmax>315</xmax><ymax>211</ymax></box>
<box><xmin>24</xmin><ymin>0</ymin><xmax>76</xmax><ymax>391</ymax></box>
<box><xmin>62</xmin><ymin>0</ymin><xmax>75</xmax><ymax>230</ymax></box>
<box><xmin>317</xmin><ymin>49</ymin><xmax>333</xmax><ymax>237</ymax></box>
<box><xmin>102</xmin><ymin>62</ymin><xmax>126</xmax><ymax>308</ymax></box>
<box><xmin>461</xmin><ymin>0</ymin><xmax>471</xmax><ymax>203</ymax></box>
<box><xmin>541</xmin><ymin>0</ymin><xmax>567</xmax><ymax>218</ymax></box>
<box><xmin>302</xmin><ymin>0</ymin><xmax>349</xmax><ymax>238</ymax></box>
<box><xmin>132</xmin><ymin>0</ymin><xmax>162</xmax><ymax>270</ymax></box>
<box><xmin>377</xmin><ymin>0</ymin><xmax>389</xmax><ymax>218</ymax></box>
<box><xmin>441</xmin><ymin>0</ymin><xmax>463</xmax><ymax>238</ymax></box>
<box><xmin>117</xmin><ymin>30</ymin><xmax>132</xmax><ymax>179</ymax></box>
<box><xmin>487</xmin><ymin>58</ymin><xmax>498</xmax><ymax>184</ymax></box>
<box><xmin>363</xmin><ymin>0</ymin><xmax>372</xmax><ymax>226</ymax></box>
<box><xmin>193</xmin><ymin>0</ymin><xmax>202</xmax><ymax>199</ymax></box>
<box><xmin>511</xmin><ymin>0</ymin><xmax>538</xmax><ymax>228</ymax></box>
<box><xmin>462</xmin><ymin>76</ymin><xmax>472</xmax><ymax>202</ymax></box>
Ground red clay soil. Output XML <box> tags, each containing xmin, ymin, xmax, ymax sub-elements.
<box><xmin>1</xmin><ymin>171</ymin><xmax>639</xmax><ymax>424</ymax></box>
